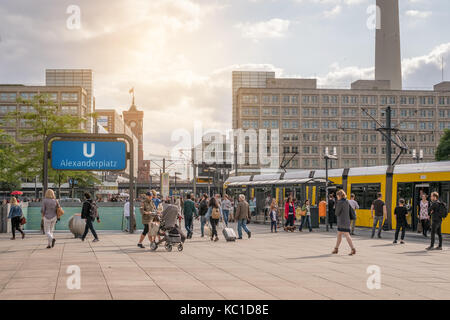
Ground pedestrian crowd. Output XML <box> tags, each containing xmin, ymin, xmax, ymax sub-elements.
<box><xmin>4</xmin><ymin>188</ymin><xmax>448</xmax><ymax>254</ymax></box>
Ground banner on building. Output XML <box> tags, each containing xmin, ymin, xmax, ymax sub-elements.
<box><xmin>161</xmin><ymin>173</ymin><xmax>170</xmax><ymax>198</ymax></box>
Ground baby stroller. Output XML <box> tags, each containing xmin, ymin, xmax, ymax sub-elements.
<box><xmin>150</xmin><ymin>204</ymin><xmax>185</xmax><ymax>252</ymax></box>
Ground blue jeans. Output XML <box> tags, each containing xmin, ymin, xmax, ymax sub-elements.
<box><xmin>200</xmin><ymin>216</ymin><xmax>207</xmax><ymax>236</ymax></box>
<box><xmin>237</xmin><ymin>219</ymin><xmax>250</xmax><ymax>238</ymax></box>
<box><xmin>185</xmin><ymin>215</ymin><xmax>193</xmax><ymax>235</ymax></box>
<box><xmin>271</xmin><ymin>221</ymin><xmax>277</xmax><ymax>232</ymax></box>
<box><xmin>222</xmin><ymin>210</ymin><xmax>230</xmax><ymax>226</ymax></box>
<box><xmin>299</xmin><ymin>215</ymin><xmax>312</xmax><ymax>231</ymax></box>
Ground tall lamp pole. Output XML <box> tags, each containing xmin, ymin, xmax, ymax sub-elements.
<box><xmin>324</xmin><ymin>147</ymin><xmax>338</xmax><ymax>232</ymax></box>
<box><xmin>412</xmin><ymin>149</ymin><xmax>423</xmax><ymax>163</ymax></box>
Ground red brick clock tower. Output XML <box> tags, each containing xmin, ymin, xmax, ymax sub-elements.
<box><xmin>123</xmin><ymin>90</ymin><xmax>149</xmax><ymax>183</ymax></box>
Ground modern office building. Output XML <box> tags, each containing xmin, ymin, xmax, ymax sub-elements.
<box><xmin>0</xmin><ymin>84</ymin><xmax>88</xmax><ymax>142</ymax></box>
<box><xmin>234</xmin><ymin>77</ymin><xmax>450</xmax><ymax>173</ymax></box>
<box><xmin>45</xmin><ymin>69</ymin><xmax>93</xmax><ymax>131</ymax></box>
<box><xmin>232</xmin><ymin>0</ymin><xmax>450</xmax><ymax>174</ymax></box>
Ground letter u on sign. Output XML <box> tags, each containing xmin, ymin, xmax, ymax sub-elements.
<box><xmin>83</xmin><ymin>143</ymin><xmax>95</xmax><ymax>158</ymax></box>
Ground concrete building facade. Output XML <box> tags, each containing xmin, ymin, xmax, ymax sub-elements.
<box><xmin>0</xmin><ymin>84</ymin><xmax>88</xmax><ymax>142</ymax></box>
<box><xmin>45</xmin><ymin>69</ymin><xmax>93</xmax><ymax>131</ymax></box>
<box><xmin>233</xmin><ymin>74</ymin><xmax>450</xmax><ymax>174</ymax></box>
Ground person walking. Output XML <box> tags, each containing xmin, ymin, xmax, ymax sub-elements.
<box><xmin>347</xmin><ymin>194</ymin><xmax>360</xmax><ymax>235</ymax></box>
<box><xmin>198</xmin><ymin>194</ymin><xmax>209</xmax><ymax>237</ymax></box>
<box><xmin>41</xmin><ymin>189</ymin><xmax>59</xmax><ymax>248</ymax></box>
<box><xmin>426</xmin><ymin>192</ymin><xmax>445</xmax><ymax>251</ymax></box>
<box><xmin>284</xmin><ymin>196</ymin><xmax>296</xmax><ymax>232</ymax></box>
<box><xmin>123</xmin><ymin>198</ymin><xmax>131</xmax><ymax>232</ymax></box>
<box><xmin>221</xmin><ymin>195</ymin><xmax>232</xmax><ymax>227</ymax></box>
<box><xmin>8</xmin><ymin>197</ymin><xmax>25</xmax><ymax>240</ymax></box>
<box><xmin>269</xmin><ymin>199</ymin><xmax>278</xmax><ymax>233</ymax></box>
<box><xmin>205</xmin><ymin>197</ymin><xmax>222</xmax><ymax>241</ymax></box>
<box><xmin>299</xmin><ymin>199</ymin><xmax>312</xmax><ymax>232</ymax></box>
<box><xmin>328</xmin><ymin>194</ymin><xmax>336</xmax><ymax>229</ymax></box>
<box><xmin>419</xmin><ymin>193</ymin><xmax>430</xmax><ymax>237</ymax></box>
<box><xmin>332</xmin><ymin>190</ymin><xmax>356</xmax><ymax>255</ymax></box>
<box><xmin>393</xmin><ymin>198</ymin><xmax>408</xmax><ymax>244</ymax></box>
<box><xmin>235</xmin><ymin>194</ymin><xmax>252</xmax><ymax>239</ymax></box>
<box><xmin>371</xmin><ymin>192</ymin><xmax>387</xmax><ymax>239</ymax></box>
<box><xmin>183</xmin><ymin>193</ymin><xmax>196</xmax><ymax>239</ymax></box>
<box><xmin>138</xmin><ymin>192</ymin><xmax>156</xmax><ymax>248</ymax></box>
<box><xmin>81</xmin><ymin>192</ymin><xmax>100</xmax><ymax>242</ymax></box>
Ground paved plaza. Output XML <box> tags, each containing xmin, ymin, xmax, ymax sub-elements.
<box><xmin>1</xmin><ymin>222</ymin><xmax>450</xmax><ymax>300</ymax></box>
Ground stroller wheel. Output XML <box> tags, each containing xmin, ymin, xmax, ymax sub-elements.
<box><xmin>177</xmin><ymin>244</ymin><xmax>183</xmax><ymax>252</ymax></box>
<box><xmin>150</xmin><ymin>242</ymin><xmax>158</xmax><ymax>251</ymax></box>
<box><xmin>165</xmin><ymin>244</ymin><xmax>172</xmax><ymax>252</ymax></box>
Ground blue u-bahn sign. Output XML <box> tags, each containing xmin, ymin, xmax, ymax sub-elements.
<box><xmin>51</xmin><ymin>140</ymin><xmax>126</xmax><ymax>171</ymax></box>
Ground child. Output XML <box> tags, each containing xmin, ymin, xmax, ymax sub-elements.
<box><xmin>394</xmin><ymin>198</ymin><xmax>408</xmax><ymax>244</ymax></box>
<box><xmin>270</xmin><ymin>199</ymin><xmax>278</xmax><ymax>233</ymax></box>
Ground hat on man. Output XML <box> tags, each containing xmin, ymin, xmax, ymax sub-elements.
<box><xmin>146</xmin><ymin>192</ymin><xmax>152</xmax><ymax>196</ymax></box>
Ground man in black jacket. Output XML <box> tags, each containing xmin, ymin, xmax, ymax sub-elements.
<box><xmin>426</xmin><ymin>192</ymin><xmax>443</xmax><ymax>251</ymax></box>
<box><xmin>198</xmin><ymin>194</ymin><xmax>209</xmax><ymax>237</ymax></box>
<box><xmin>81</xmin><ymin>192</ymin><xmax>100</xmax><ymax>242</ymax></box>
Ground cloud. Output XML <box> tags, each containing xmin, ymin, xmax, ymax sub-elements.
<box><xmin>323</xmin><ymin>5</ymin><xmax>342</xmax><ymax>18</ymax></box>
<box><xmin>235</xmin><ymin>18</ymin><xmax>291</xmax><ymax>40</ymax></box>
<box><xmin>405</xmin><ymin>10</ymin><xmax>432</xmax><ymax>19</ymax></box>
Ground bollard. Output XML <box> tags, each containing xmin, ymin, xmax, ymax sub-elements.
<box><xmin>68</xmin><ymin>214</ymin><xmax>86</xmax><ymax>238</ymax></box>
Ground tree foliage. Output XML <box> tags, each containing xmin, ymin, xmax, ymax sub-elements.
<box><xmin>5</xmin><ymin>94</ymin><xmax>100</xmax><ymax>192</ymax></box>
<box><xmin>0</xmin><ymin>130</ymin><xmax>21</xmax><ymax>191</ymax></box>
<box><xmin>436</xmin><ymin>129</ymin><xmax>450</xmax><ymax>161</ymax></box>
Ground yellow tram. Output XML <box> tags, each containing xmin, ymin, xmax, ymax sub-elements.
<box><xmin>225</xmin><ymin>161</ymin><xmax>450</xmax><ymax>233</ymax></box>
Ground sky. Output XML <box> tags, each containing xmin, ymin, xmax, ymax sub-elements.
<box><xmin>1</xmin><ymin>0</ymin><xmax>450</xmax><ymax>176</ymax></box>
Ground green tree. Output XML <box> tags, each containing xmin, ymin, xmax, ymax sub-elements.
<box><xmin>436</xmin><ymin>129</ymin><xmax>450</xmax><ymax>161</ymax></box>
<box><xmin>0</xmin><ymin>130</ymin><xmax>21</xmax><ymax>191</ymax></box>
<box><xmin>6</xmin><ymin>94</ymin><xmax>100</xmax><ymax>195</ymax></box>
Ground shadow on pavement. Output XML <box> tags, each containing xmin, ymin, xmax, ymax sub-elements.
<box><xmin>288</xmin><ymin>254</ymin><xmax>332</xmax><ymax>260</ymax></box>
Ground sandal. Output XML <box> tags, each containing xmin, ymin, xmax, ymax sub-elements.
<box><xmin>349</xmin><ymin>248</ymin><xmax>356</xmax><ymax>256</ymax></box>
<box><xmin>332</xmin><ymin>248</ymin><xmax>338</xmax><ymax>254</ymax></box>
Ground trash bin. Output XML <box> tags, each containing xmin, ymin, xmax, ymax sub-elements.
<box><xmin>310</xmin><ymin>207</ymin><xmax>320</xmax><ymax>228</ymax></box>
<box><xmin>0</xmin><ymin>205</ymin><xmax>7</xmax><ymax>233</ymax></box>
<box><xmin>68</xmin><ymin>214</ymin><xmax>86</xmax><ymax>238</ymax></box>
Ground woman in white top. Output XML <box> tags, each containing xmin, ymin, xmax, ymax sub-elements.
<box><xmin>419</xmin><ymin>193</ymin><xmax>430</xmax><ymax>237</ymax></box>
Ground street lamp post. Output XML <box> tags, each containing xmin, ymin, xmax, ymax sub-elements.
<box><xmin>412</xmin><ymin>149</ymin><xmax>423</xmax><ymax>163</ymax></box>
<box><xmin>324</xmin><ymin>147</ymin><xmax>338</xmax><ymax>232</ymax></box>
<box><xmin>174</xmin><ymin>172</ymin><xmax>181</xmax><ymax>193</ymax></box>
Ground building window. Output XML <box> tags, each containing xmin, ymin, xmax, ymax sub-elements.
<box><xmin>262</xmin><ymin>107</ymin><xmax>270</xmax><ymax>116</ymax></box>
<box><xmin>20</xmin><ymin>92</ymin><xmax>37</xmax><ymax>100</ymax></box>
<box><xmin>0</xmin><ymin>105</ymin><xmax>17</xmax><ymax>114</ymax></box>
<box><xmin>262</xmin><ymin>95</ymin><xmax>270</xmax><ymax>104</ymax></box>
<box><xmin>322</xmin><ymin>95</ymin><xmax>330</xmax><ymax>104</ymax></box>
<box><xmin>272</xmin><ymin>95</ymin><xmax>279</xmax><ymax>103</ymax></box>
<box><xmin>61</xmin><ymin>92</ymin><xmax>78</xmax><ymax>102</ymax></box>
<box><xmin>271</xmin><ymin>107</ymin><xmax>279</xmax><ymax>115</ymax></box>
<box><xmin>271</xmin><ymin>120</ymin><xmax>279</xmax><ymax>129</ymax></box>
<box><xmin>241</xmin><ymin>93</ymin><xmax>258</xmax><ymax>103</ymax></box>
<box><xmin>0</xmin><ymin>93</ymin><xmax>17</xmax><ymax>101</ymax></box>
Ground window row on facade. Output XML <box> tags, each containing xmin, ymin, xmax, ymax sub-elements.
<box><xmin>241</xmin><ymin>119</ymin><xmax>448</xmax><ymax>130</ymax></box>
<box><xmin>241</xmin><ymin>94</ymin><xmax>450</xmax><ymax>106</ymax></box>
<box><xmin>241</xmin><ymin>106</ymin><xmax>450</xmax><ymax>119</ymax></box>
<box><xmin>0</xmin><ymin>92</ymin><xmax>83</xmax><ymax>104</ymax></box>
<box><xmin>0</xmin><ymin>105</ymin><xmax>84</xmax><ymax>116</ymax></box>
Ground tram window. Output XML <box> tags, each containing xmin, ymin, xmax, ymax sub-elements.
<box><xmin>350</xmin><ymin>183</ymin><xmax>381</xmax><ymax>209</ymax></box>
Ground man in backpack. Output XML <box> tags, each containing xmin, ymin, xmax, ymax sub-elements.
<box><xmin>198</xmin><ymin>194</ymin><xmax>209</xmax><ymax>237</ymax></box>
<box><xmin>81</xmin><ymin>192</ymin><xmax>100</xmax><ymax>242</ymax></box>
<box><xmin>426</xmin><ymin>192</ymin><xmax>445</xmax><ymax>251</ymax></box>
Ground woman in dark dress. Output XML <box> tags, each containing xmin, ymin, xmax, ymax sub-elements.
<box><xmin>332</xmin><ymin>190</ymin><xmax>356</xmax><ymax>256</ymax></box>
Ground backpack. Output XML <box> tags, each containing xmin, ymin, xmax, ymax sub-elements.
<box><xmin>211</xmin><ymin>207</ymin><xmax>221</xmax><ymax>219</ymax></box>
<box><xmin>89</xmin><ymin>201</ymin><xmax>98</xmax><ymax>219</ymax></box>
<box><xmin>438</xmin><ymin>202</ymin><xmax>448</xmax><ymax>219</ymax></box>
<box><xmin>348</xmin><ymin>201</ymin><xmax>356</xmax><ymax>221</ymax></box>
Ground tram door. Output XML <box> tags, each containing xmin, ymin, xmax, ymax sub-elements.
<box><xmin>413</xmin><ymin>184</ymin><xmax>430</xmax><ymax>231</ymax></box>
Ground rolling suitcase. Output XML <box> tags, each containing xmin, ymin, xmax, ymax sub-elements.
<box><xmin>222</xmin><ymin>227</ymin><xmax>236</xmax><ymax>241</ymax></box>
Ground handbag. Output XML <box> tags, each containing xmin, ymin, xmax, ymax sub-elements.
<box><xmin>204</xmin><ymin>223</ymin><xmax>212</xmax><ymax>237</ymax></box>
<box><xmin>56</xmin><ymin>201</ymin><xmax>64</xmax><ymax>219</ymax></box>
<box><xmin>349</xmin><ymin>204</ymin><xmax>356</xmax><ymax>221</ymax></box>
<box><xmin>20</xmin><ymin>216</ymin><xmax>27</xmax><ymax>225</ymax></box>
